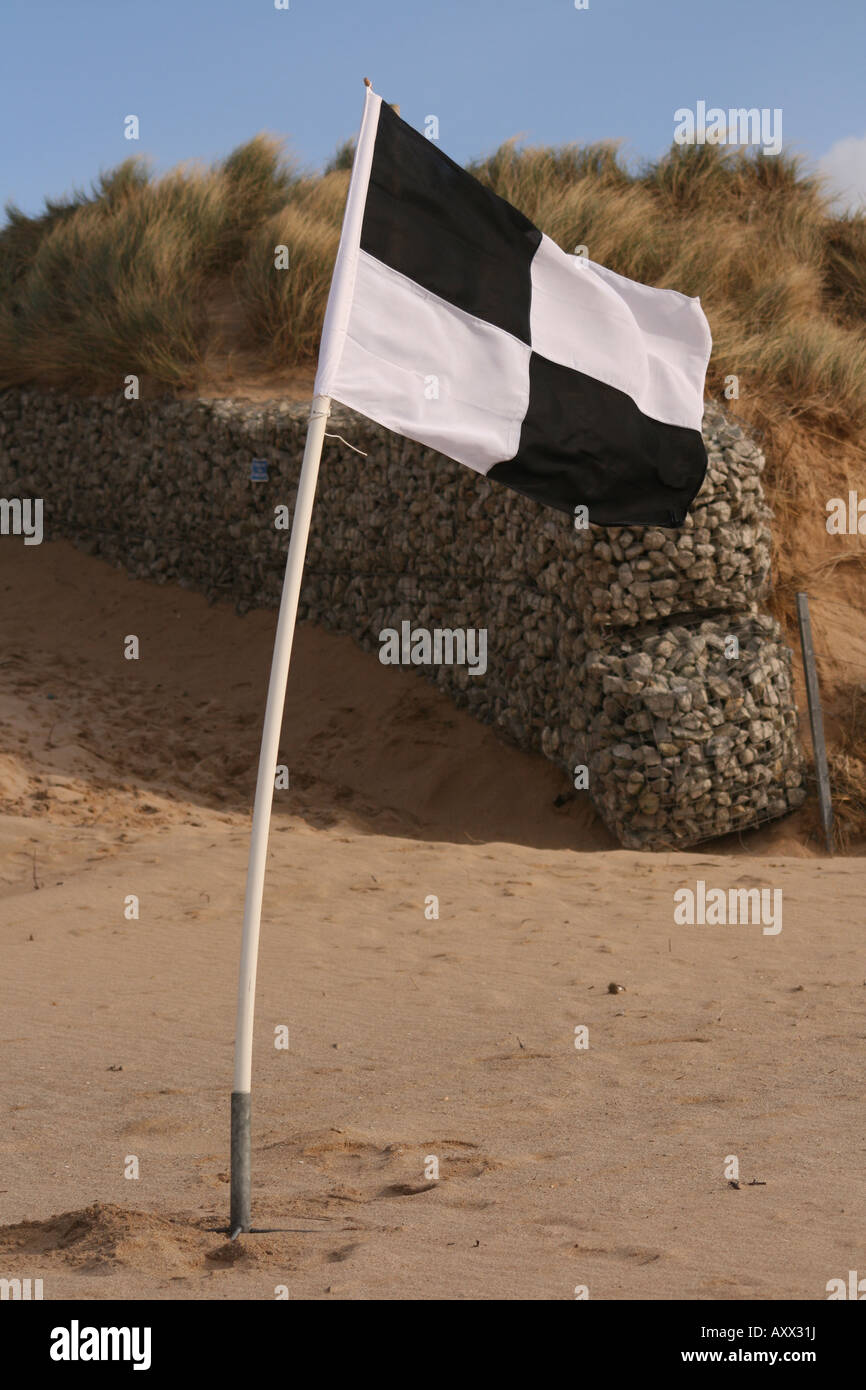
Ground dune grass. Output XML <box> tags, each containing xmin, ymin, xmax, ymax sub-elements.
<box><xmin>0</xmin><ymin>136</ymin><xmax>297</xmax><ymax>390</ymax></box>
<box><xmin>233</xmin><ymin>170</ymin><xmax>347</xmax><ymax>366</ymax></box>
<box><xmin>2</xmin><ymin>132</ymin><xmax>864</xmax><ymax>435</ymax></box>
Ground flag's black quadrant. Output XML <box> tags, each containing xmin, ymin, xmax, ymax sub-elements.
<box><xmin>488</xmin><ymin>353</ymin><xmax>711</xmax><ymax>526</ymax></box>
<box><xmin>315</xmin><ymin>87</ymin><xmax>713</xmax><ymax>527</ymax></box>
<box><xmin>360</xmin><ymin>102</ymin><xmax>542</xmax><ymax>345</ymax></box>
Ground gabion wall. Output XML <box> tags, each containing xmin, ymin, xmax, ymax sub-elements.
<box><xmin>0</xmin><ymin>389</ymin><xmax>805</xmax><ymax>848</ymax></box>
<box><xmin>573</xmin><ymin>403</ymin><xmax>772</xmax><ymax>638</ymax></box>
<box><xmin>584</xmin><ymin>616</ymin><xmax>805</xmax><ymax>848</ymax></box>
<box><xmin>570</xmin><ymin>402</ymin><xmax>806</xmax><ymax>847</ymax></box>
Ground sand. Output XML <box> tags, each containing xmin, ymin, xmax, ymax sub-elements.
<box><xmin>0</xmin><ymin>539</ymin><xmax>863</xmax><ymax>1301</ymax></box>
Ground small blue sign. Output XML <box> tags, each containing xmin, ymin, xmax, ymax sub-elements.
<box><xmin>250</xmin><ymin>458</ymin><xmax>269</xmax><ymax>482</ymax></box>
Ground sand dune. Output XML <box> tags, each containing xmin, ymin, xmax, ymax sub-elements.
<box><xmin>1</xmin><ymin>540</ymin><xmax>863</xmax><ymax>1300</ymax></box>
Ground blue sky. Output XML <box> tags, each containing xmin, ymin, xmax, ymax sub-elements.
<box><xmin>2</xmin><ymin>0</ymin><xmax>865</xmax><ymax>219</ymax></box>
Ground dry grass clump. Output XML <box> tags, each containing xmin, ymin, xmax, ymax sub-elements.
<box><xmin>233</xmin><ymin>171</ymin><xmax>347</xmax><ymax>366</ymax></box>
<box><xmin>3</xmin><ymin>131</ymin><xmax>865</xmax><ymax>433</ymax></box>
<box><xmin>0</xmin><ymin>136</ymin><xmax>296</xmax><ymax>389</ymax></box>
<box><xmin>826</xmin><ymin>750</ymin><xmax>866</xmax><ymax>850</ymax></box>
<box><xmin>823</xmin><ymin>683</ymin><xmax>866</xmax><ymax>850</ymax></box>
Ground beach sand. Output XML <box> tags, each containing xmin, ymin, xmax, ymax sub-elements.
<box><xmin>0</xmin><ymin>540</ymin><xmax>863</xmax><ymax>1300</ymax></box>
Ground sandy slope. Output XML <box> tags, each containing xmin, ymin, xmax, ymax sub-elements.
<box><xmin>0</xmin><ymin>540</ymin><xmax>863</xmax><ymax>1301</ymax></box>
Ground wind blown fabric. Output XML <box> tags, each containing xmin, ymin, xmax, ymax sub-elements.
<box><xmin>315</xmin><ymin>88</ymin><xmax>712</xmax><ymax>527</ymax></box>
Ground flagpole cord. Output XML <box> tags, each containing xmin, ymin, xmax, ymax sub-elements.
<box><xmin>324</xmin><ymin>431</ymin><xmax>368</xmax><ymax>456</ymax></box>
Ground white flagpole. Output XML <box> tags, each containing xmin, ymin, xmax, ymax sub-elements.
<box><xmin>229</xmin><ymin>76</ymin><xmax>378</xmax><ymax>1236</ymax></box>
<box><xmin>230</xmin><ymin>391</ymin><xmax>331</xmax><ymax>1234</ymax></box>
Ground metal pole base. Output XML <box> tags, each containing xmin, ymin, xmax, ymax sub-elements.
<box><xmin>230</xmin><ymin>1091</ymin><xmax>251</xmax><ymax>1234</ymax></box>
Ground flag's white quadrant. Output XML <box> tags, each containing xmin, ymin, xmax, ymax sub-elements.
<box><xmin>319</xmin><ymin>250</ymin><xmax>530</xmax><ymax>471</ymax></box>
<box><xmin>529</xmin><ymin>235</ymin><xmax>710</xmax><ymax>432</ymax></box>
<box><xmin>584</xmin><ymin>258</ymin><xmax>711</xmax><ymax>431</ymax></box>
<box><xmin>315</xmin><ymin>88</ymin><xmax>712</xmax><ymax>527</ymax></box>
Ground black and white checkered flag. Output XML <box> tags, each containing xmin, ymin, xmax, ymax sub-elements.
<box><xmin>315</xmin><ymin>87</ymin><xmax>712</xmax><ymax>528</ymax></box>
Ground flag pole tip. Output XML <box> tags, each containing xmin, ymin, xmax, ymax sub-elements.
<box><xmin>363</xmin><ymin>76</ymin><xmax>372</xmax><ymax>88</ymax></box>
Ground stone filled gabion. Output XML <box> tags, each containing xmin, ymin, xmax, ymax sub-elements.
<box><xmin>0</xmin><ymin>388</ymin><xmax>806</xmax><ymax>849</ymax></box>
<box><xmin>582</xmin><ymin>615</ymin><xmax>806</xmax><ymax>849</ymax></box>
<box><xmin>573</xmin><ymin>402</ymin><xmax>773</xmax><ymax>643</ymax></box>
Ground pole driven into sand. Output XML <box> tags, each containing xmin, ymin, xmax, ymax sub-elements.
<box><xmin>795</xmin><ymin>591</ymin><xmax>834</xmax><ymax>855</ymax></box>
<box><xmin>231</xmin><ymin>393</ymin><xmax>332</xmax><ymax>1234</ymax></box>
